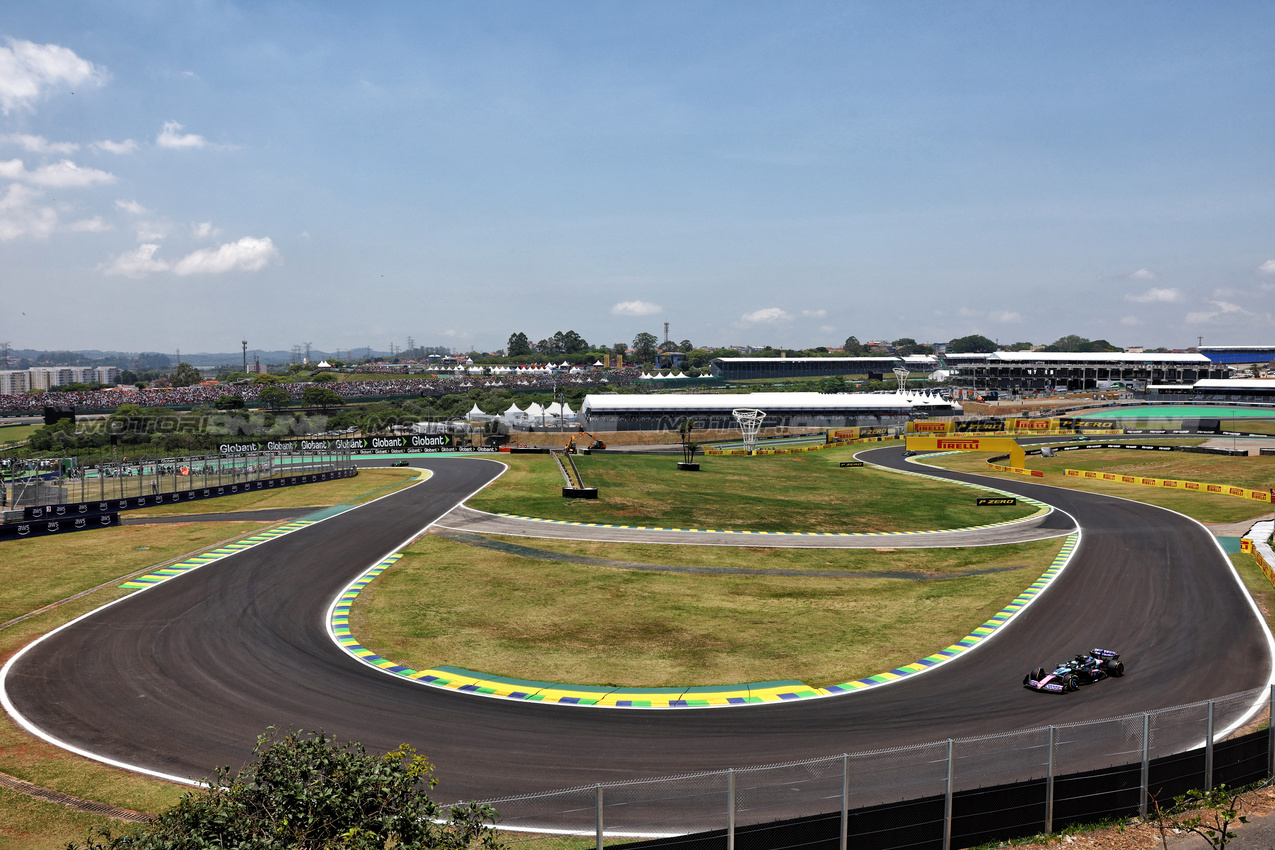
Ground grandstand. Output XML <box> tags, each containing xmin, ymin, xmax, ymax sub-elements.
<box><xmin>948</xmin><ymin>351</ymin><xmax>1225</xmax><ymax>393</ymax></box>
<box><xmin>1198</xmin><ymin>346</ymin><xmax>1275</xmax><ymax>366</ymax></box>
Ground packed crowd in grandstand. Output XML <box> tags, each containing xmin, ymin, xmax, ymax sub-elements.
<box><xmin>0</xmin><ymin>370</ymin><xmax>643</xmax><ymax>415</ymax></box>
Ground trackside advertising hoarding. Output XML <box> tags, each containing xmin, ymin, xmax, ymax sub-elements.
<box><xmin>217</xmin><ymin>435</ymin><xmax>499</xmax><ymax>455</ymax></box>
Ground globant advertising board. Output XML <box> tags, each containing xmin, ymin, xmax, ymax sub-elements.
<box><xmin>217</xmin><ymin>434</ymin><xmax>499</xmax><ymax>455</ymax></box>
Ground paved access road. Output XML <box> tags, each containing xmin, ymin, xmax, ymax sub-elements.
<box><xmin>3</xmin><ymin>449</ymin><xmax>1271</xmax><ymax>804</ymax></box>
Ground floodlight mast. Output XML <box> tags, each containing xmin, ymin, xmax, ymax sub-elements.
<box><xmin>893</xmin><ymin>366</ymin><xmax>910</xmax><ymax>395</ymax></box>
<box><xmin>731</xmin><ymin>408</ymin><xmax>766</xmax><ymax>454</ymax></box>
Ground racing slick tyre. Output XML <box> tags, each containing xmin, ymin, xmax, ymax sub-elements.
<box><xmin>1065</xmin><ymin>675</ymin><xmax>1080</xmax><ymax>692</ymax></box>
<box><xmin>1108</xmin><ymin>660</ymin><xmax>1124</xmax><ymax>677</ymax></box>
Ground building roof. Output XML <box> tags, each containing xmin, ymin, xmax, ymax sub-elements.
<box><xmin>983</xmin><ymin>351</ymin><xmax>1211</xmax><ymax>364</ymax></box>
<box><xmin>711</xmin><ymin>357</ymin><xmax>901</xmax><ymax>366</ymax></box>
<box><xmin>580</xmin><ymin>391</ymin><xmax>958</xmax><ymax>415</ymax></box>
<box><xmin>1193</xmin><ymin>379</ymin><xmax>1275</xmax><ymax>389</ymax></box>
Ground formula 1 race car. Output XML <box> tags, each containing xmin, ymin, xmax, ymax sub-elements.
<box><xmin>1023</xmin><ymin>649</ymin><xmax>1125</xmax><ymax>693</ymax></box>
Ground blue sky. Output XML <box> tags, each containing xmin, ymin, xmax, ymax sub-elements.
<box><xmin>2</xmin><ymin>2</ymin><xmax>1273</xmax><ymax>354</ymax></box>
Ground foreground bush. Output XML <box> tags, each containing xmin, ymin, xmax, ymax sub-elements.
<box><xmin>71</xmin><ymin>729</ymin><xmax>502</xmax><ymax>850</ymax></box>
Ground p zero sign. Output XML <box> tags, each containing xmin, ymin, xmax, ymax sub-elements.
<box><xmin>976</xmin><ymin>497</ymin><xmax>1017</xmax><ymax>506</ymax></box>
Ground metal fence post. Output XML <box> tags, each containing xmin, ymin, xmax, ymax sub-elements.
<box><xmin>1045</xmin><ymin>726</ymin><xmax>1055</xmax><ymax>834</ymax></box>
<box><xmin>1269</xmin><ymin>685</ymin><xmax>1274</xmax><ymax>779</ymax></box>
<box><xmin>1140</xmin><ymin>713</ymin><xmax>1150</xmax><ymax>817</ymax></box>
<box><xmin>1205</xmin><ymin>700</ymin><xmax>1215</xmax><ymax>792</ymax></box>
<box><xmin>840</xmin><ymin>753</ymin><xmax>849</xmax><ymax>850</ymax></box>
<box><xmin>595</xmin><ymin>783</ymin><xmax>603</xmax><ymax>850</ymax></box>
<box><xmin>943</xmin><ymin>739</ymin><xmax>954</xmax><ymax>850</ymax></box>
<box><xmin>727</xmin><ymin>769</ymin><xmax>736</xmax><ymax>850</ymax></box>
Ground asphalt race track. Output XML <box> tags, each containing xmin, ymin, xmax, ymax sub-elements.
<box><xmin>3</xmin><ymin>448</ymin><xmax>1273</xmax><ymax>805</ymax></box>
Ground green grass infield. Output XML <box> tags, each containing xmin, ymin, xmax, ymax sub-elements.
<box><xmin>350</xmin><ymin>533</ymin><xmax>1067</xmax><ymax>689</ymax></box>
<box><xmin>470</xmin><ymin>447</ymin><xmax>1038</xmax><ymax>533</ymax></box>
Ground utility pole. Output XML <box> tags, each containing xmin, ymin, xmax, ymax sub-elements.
<box><xmin>1</xmin><ymin>341</ymin><xmax>9</xmax><ymax>369</ymax></box>
<box><xmin>406</xmin><ymin>336</ymin><xmax>415</xmax><ymax>356</ymax></box>
<box><xmin>664</xmin><ymin>322</ymin><xmax>670</xmax><ymax>345</ymax></box>
<box><xmin>242</xmin><ymin>339</ymin><xmax>247</xmax><ymax>373</ymax></box>
<box><xmin>303</xmin><ymin>342</ymin><xmax>312</xmax><ymax>364</ymax></box>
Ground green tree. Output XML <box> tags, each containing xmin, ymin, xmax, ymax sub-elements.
<box><xmin>70</xmin><ymin>729</ymin><xmax>501</xmax><ymax>850</ymax></box>
<box><xmin>632</xmin><ymin>332</ymin><xmax>659</xmax><ymax>363</ymax></box>
<box><xmin>259</xmin><ymin>385</ymin><xmax>291</xmax><ymax>410</ymax></box>
<box><xmin>947</xmin><ymin>334</ymin><xmax>997</xmax><ymax>354</ymax></box>
<box><xmin>843</xmin><ymin>336</ymin><xmax>865</xmax><ymax>356</ymax></box>
<box><xmin>215</xmin><ymin>394</ymin><xmax>245</xmax><ymax>411</ymax></box>
<box><xmin>1042</xmin><ymin>335</ymin><xmax>1122</xmax><ymax>353</ymax></box>
<box><xmin>892</xmin><ymin>338</ymin><xmax>936</xmax><ymax>356</ymax></box>
<box><xmin>820</xmin><ymin>375</ymin><xmax>847</xmax><ymax>393</ymax></box>
<box><xmin>170</xmin><ymin>362</ymin><xmax>202</xmax><ymax>387</ymax></box>
<box><xmin>551</xmin><ymin>330</ymin><xmax>589</xmax><ymax>354</ymax></box>
<box><xmin>302</xmin><ymin>385</ymin><xmax>345</xmax><ymax>410</ymax></box>
<box><xmin>311</xmin><ymin>372</ymin><xmax>339</xmax><ymax>382</ymax></box>
<box><xmin>506</xmin><ymin>332</ymin><xmax>533</xmax><ymax>356</ymax></box>
<box><xmin>612</xmin><ymin>342</ymin><xmax>627</xmax><ymax>356</ymax></box>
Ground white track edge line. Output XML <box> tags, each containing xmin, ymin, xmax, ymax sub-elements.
<box><xmin>0</xmin><ymin>466</ymin><xmax>433</xmax><ymax>788</ymax></box>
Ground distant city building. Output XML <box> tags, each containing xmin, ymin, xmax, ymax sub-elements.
<box><xmin>0</xmin><ymin>370</ymin><xmax>29</xmax><ymax>394</ymax></box>
<box><xmin>11</xmin><ymin>366</ymin><xmax>118</xmax><ymax>391</ymax></box>
<box><xmin>94</xmin><ymin>366</ymin><xmax>121</xmax><ymax>385</ymax></box>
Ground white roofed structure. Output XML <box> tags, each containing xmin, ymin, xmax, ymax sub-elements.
<box><xmin>581</xmin><ymin>391</ymin><xmax>959</xmax><ymax>431</ymax></box>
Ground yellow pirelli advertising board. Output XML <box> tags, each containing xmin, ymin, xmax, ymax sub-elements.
<box><xmin>1065</xmin><ymin>469</ymin><xmax>1275</xmax><ymax>503</ymax></box>
<box><xmin>905</xmin><ymin>435</ymin><xmax>1026</xmax><ymax>468</ymax></box>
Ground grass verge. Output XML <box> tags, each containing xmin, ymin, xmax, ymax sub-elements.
<box><xmin>922</xmin><ymin>450</ymin><xmax>1274</xmax><ymax>525</ymax></box>
<box><xmin>470</xmin><ymin>445</ymin><xmax>1037</xmax><ymax>533</ymax></box>
<box><xmin>351</xmin><ymin>533</ymin><xmax>1066</xmax><ymax>689</ymax></box>
<box><xmin>127</xmin><ymin>468</ymin><xmax>420</xmax><ymax>517</ymax></box>
<box><xmin>0</xmin><ymin>785</ymin><xmax>124</xmax><ymax>850</ymax></box>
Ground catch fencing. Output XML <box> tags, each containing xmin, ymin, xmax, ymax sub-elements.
<box><xmin>2</xmin><ymin>450</ymin><xmax>352</xmax><ymax>509</ymax></box>
<box><xmin>448</xmin><ymin>686</ymin><xmax>1273</xmax><ymax>850</ymax></box>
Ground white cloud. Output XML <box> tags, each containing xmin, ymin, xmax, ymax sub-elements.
<box><xmin>818</xmin><ymin>324</ymin><xmax>835</xmax><ymax>334</ymax></box>
<box><xmin>136</xmin><ymin>221</ymin><xmax>170</xmax><ymax>242</ymax></box>
<box><xmin>172</xmin><ymin>236</ymin><xmax>278</xmax><ymax>275</ymax></box>
<box><xmin>610</xmin><ymin>300</ymin><xmax>662</xmax><ymax>317</ymax></box>
<box><xmin>157</xmin><ymin>121</ymin><xmax>207</xmax><ymax>149</ymax></box>
<box><xmin>0</xmin><ymin>133</ymin><xmax>78</xmax><ymax>154</ymax></box>
<box><xmin>192</xmin><ymin>221</ymin><xmax>221</xmax><ymax>239</ymax></box>
<box><xmin>1259</xmin><ymin>260</ymin><xmax>1275</xmax><ymax>274</ymax></box>
<box><xmin>989</xmin><ymin>310</ymin><xmax>1022</xmax><ymax>323</ymax></box>
<box><xmin>0</xmin><ymin>158</ymin><xmax>115</xmax><ymax>188</ymax></box>
<box><xmin>1124</xmin><ymin>287</ymin><xmax>1182</xmax><ymax>304</ymax></box>
<box><xmin>1120</xmin><ymin>316</ymin><xmax>1142</xmax><ymax>326</ymax></box>
<box><xmin>1185</xmin><ymin>300</ymin><xmax>1253</xmax><ymax>324</ymax></box>
<box><xmin>115</xmin><ymin>199</ymin><xmax>148</xmax><ymax>215</ymax></box>
<box><xmin>101</xmin><ymin>243</ymin><xmax>169</xmax><ymax>278</ymax></box>
<box><xmin>801</xmin><ymin>308</ymin><xmax>827</xmax><ymax>319</ymax></box>
<box><xmin>92</xmin><ymin>138</ymin><xmax>137</xmax><ymax>155</ymax></box>
<box><xmin>739</xmin><ymin>307</ymin><xmax>792</xmax><ymax>325</ymax></box>
<box><xmin>0</xmin><ymin>183</ymin><xmax>56</xmax><ymax>240</ymax></box>
<box><xmin>956</xmin><ymin>307</ymin><xmax>979</xmax><ymax>318</ymax></box>
<box><xmin>0</xmin><ymin>38</ymin><xmax>106</xmax><ymax>114</ymax></box>
<box><xmin>67</xmin><ymin>216</ymin><xmax>109</xmax><ymax>232</ymax></box>
<box><xmin>1127</xmin><ymin>268</ymin><xmax>1157</xmax><ymax>281</ymax></box>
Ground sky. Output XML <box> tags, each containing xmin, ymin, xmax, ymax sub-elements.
<box><xmin>1</xmin><ymin>2</ymin><xmax>1273</xmax><ymax>355</ymax></box>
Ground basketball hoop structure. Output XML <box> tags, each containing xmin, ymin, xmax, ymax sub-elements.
<box><xmin>893</xmin><ymin>366</ymin><xmax>910</xmax><ymax>395</ymax></box>
<box><xmin>732</xmin><ymin>408</ymin><xmax>766</xmax><ymax>453</ymax></box>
